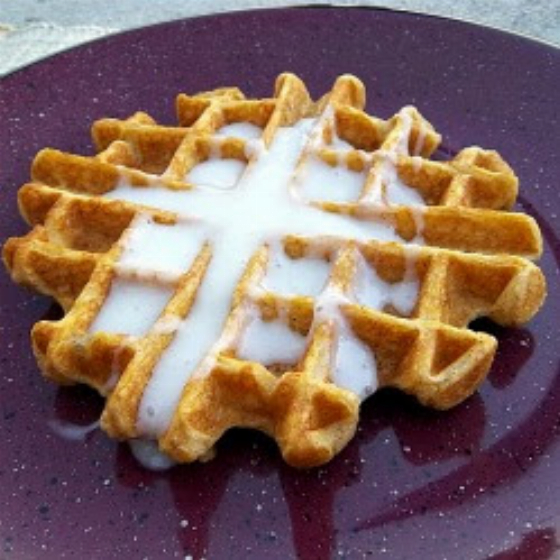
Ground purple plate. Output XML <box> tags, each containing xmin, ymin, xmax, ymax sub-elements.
<box><xmin>1</xmin><ymin>7</ymin><xmax>559</xmax><ymax>559</ymax></box>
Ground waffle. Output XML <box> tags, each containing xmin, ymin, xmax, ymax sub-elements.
<box><xmin>3</xmin><ymin>73</ymin><xmax>546</xmax><ymax>468</ymax></box>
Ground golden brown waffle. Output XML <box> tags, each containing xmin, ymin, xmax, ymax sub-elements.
<box><xmin>3</xmin><ymin>73</ymin><xmax>546</xmax><ymax>468</ymax></box>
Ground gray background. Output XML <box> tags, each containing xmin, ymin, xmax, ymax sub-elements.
<box><xmin>1</xmin><ymin>0</ymin><xmax>559</xmax><ymax>76</ymax></box>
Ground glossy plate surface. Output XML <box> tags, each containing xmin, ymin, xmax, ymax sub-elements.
<box><xmin>1</xmin><ymin>7</ymin><xmax>559</xmax><ymax>559</ymax></box>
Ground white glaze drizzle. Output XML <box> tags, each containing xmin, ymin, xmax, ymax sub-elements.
<box><xmin>330</xmin><ymin>136</ymin><xmax>355</xmax><ymax>150</ymax></box>
<box><xmin>115</xmin><ymin>214</ymin><xmax>206</xmax><ymax>282</ymax></box>
<box><xmin>262</xmin><ymin>245</ymin><xmax>330</xmax><ymax>296</ymax></box>
<box><xmin>334</xmin><ymin>327</ymin><xmax>378</xmax><ymax>399</ymax></box>
<box><xmin>312</xmin><ymin>281</ymin><xmax>378</xmax><ymax>400</ymax></box>
<box><xmin>296</xmin><ymin>155</ymin><xmax>365</xmax><ymax>203</ymax></box>
<box><xmin>102</xmin><ymin>335</ymin><xmax>134</xmax><ymax>393</ymax></box>
<box><xmin>129</xmin><ymin>439</ymin><xmax>176</xmax><ymax>471</ymax></box>
<box><xmin>48</xmin><ymin>419</ymin><xmax>100</xmax><ymax>441</ymax></box>
<box><xmin>90</xmin><ymin>279</ymin><xmax>172</xmax><ymax>337</ymax></box>
<box><xmin>238</xmin><ymin>313</ymin><xmax>306</xmax><ymax>366</ymax></box>
<box><xmin>413</xmin><ymin>124</ymin><xmax>427</xmax><ymax>156</ymax></box>
<box><xmin>187</xmin><ymin>158</ymin><xmax>246</xmax><ymax>190</ymax></box>
<box><xmin>100</xmin><ymin>104</ymin><xmax>426</xmax><ymax>440</ymax></box>
<box><xmin>216</xmin><ymin>122</ymin><xmax>263</xmax><ymax>139</ymax></box>
<box><xmin>353</xmin><ymin>251</ymin><xmax>419</xmax><ymax>316</ymax></box>
<box><xmin>151</xmin><ymin>315</ymin><xmax>184</xmax><ymax>336</ymax></box>
<box><xmin>360</xmin><ymin>108</ymin><xmax>426</xmax><ymax>210</ymax></box>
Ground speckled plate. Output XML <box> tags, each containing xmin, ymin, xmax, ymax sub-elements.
<box><xmin>1</xmin><ymin>7</ymin><xmax>560</xmax><ymax>559</ymax></box>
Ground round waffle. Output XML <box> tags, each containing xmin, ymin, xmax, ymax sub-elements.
<box><xmin>3</xmin><ymin>73</ymin><xmax>546</xmax><ymax>467</ymax></box>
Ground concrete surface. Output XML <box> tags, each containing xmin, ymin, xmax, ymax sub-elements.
<box><xmin>1</xmin><ymin>0</ymin><xmax>559</xmax><ymax>75</ymax></box>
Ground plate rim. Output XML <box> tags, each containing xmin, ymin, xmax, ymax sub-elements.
<box><xmin>2</xmin><ymin>4</ymin><xmax>560</xmax><ymax>81</ymax></box>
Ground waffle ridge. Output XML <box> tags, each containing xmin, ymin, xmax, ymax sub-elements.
<box><xmin>3</xmin><ymin>73</ymin><xmax>546</xmax><ymax>467</ymax></box>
